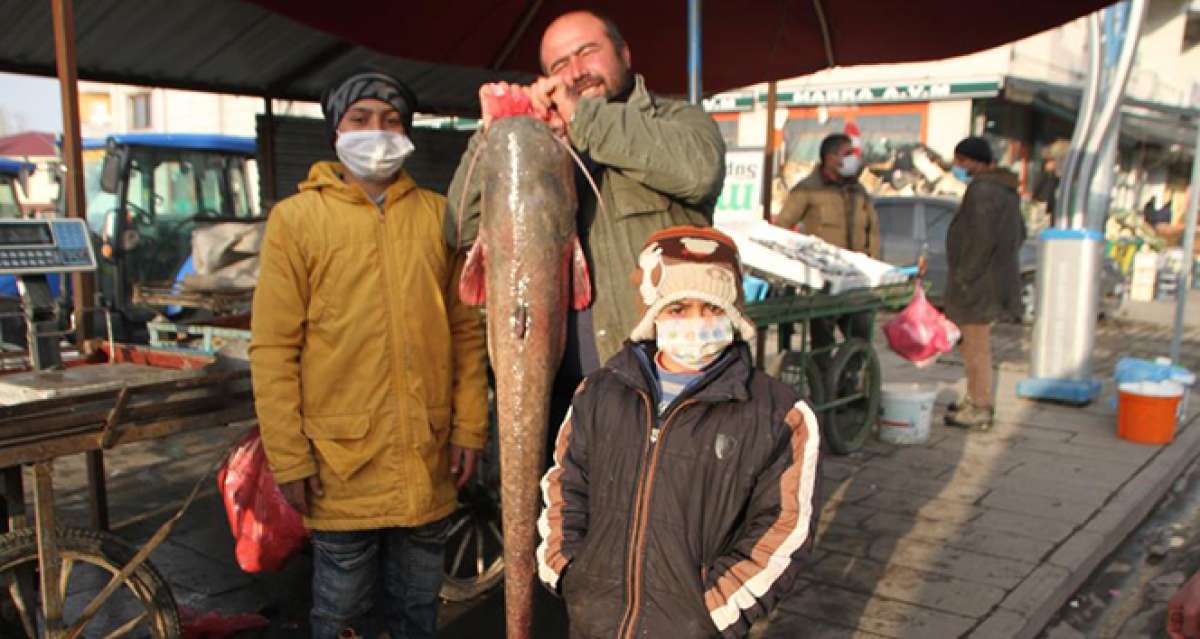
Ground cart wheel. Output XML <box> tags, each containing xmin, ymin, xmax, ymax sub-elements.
<box><xmin>441</xmin><ymin>384</ymin><xmax>504</xmax><ymax>603</ymax></box>
<box><xmin>824</xmin><ymin>338</ymin><xmax>882</xmax><ymax>455</ymax></box>
<box><xmin>440</xmin><ymin>481</ymin><xmax>505</xmax><ymax>603</ymax></box>
<box><xmin>0</xmin><ymin>527</ymin><xmax>180</xmax><ymax>638</ymax></box>
<box><xmin>768</xmin><ymin>350</ymin><xmax>827</xmax><ymax>407</ymax></box>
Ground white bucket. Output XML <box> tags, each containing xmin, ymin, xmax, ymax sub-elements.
<box><xmin>878</xmin><ymin>383</ymin><xmax>938</xmax><ymax>445</ymax></box>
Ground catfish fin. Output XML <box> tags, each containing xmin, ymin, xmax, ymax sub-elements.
<box><xmin>571</xmin><ymin>236</ymin><xmax>592</xmax><ymax>311</ymax></box>
<box><xmin>459</xmin><ymin>238</ymin><xmax>487</xmax><ymax>306</ymax></box>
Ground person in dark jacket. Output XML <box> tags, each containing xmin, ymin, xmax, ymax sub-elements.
<box><xmin>1032</xmin><ymin>158</ymin><xmax>1059</xmax><ymax>218</ymax></box>
<box><xmin>944</xmin><ymin>137</ymin><xmax>1025</xmax><ymax>430</ymax></box>
<box><xmin>537</xmin><ymin>226</ymin><xmax>822</xmax><ymax>639</ymax></box>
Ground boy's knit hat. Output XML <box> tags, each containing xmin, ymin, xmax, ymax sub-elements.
<box><xmin>629</xmin><ymin>226</ymin><xmax>757</xmax><ymax>342</ymax></box>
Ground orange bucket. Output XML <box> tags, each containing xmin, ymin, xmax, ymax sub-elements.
<box><xmin>1117</xmin><ymin>381</ymin><xmax>1184</xmax><ymax>445</ymax></box>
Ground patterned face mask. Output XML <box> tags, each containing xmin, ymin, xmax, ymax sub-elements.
<box><xmin>654</xmin><ymin>315</ymin><xmax>734</xmax><ymax>370</ymax></box>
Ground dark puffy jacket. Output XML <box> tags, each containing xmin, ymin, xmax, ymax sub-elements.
<box><xmin>945</xmin><ymin>168</ymin><xmax>1026</xmax><ymax>325</ymax></box>
<box><xmin>537</xmin><ymin>342</ymin><xmax>822</xmax><ymax>639</ymax></box>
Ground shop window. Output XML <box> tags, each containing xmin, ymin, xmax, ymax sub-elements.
<box><xmin>1185</xmin><ymin>10</ymin><xmax>1199</xmax><ymax>52</ymax></box>
<box><xmin>129</xmin><ymin>93</ymin><xmax>152</xmax><ymax>130</ymax></box>
<box><xmin>783</xmin><ymin>117</ymin><xmax>846</xmax><ymax>164</ymax></box>
<box><xmin>782</xmin><ymin>112</ymin><xmax>923</xmax><ymax>166</ymax></box>
<box><xmin>857</xmin><ymin>114</ymin><xmax>922</xmax><ymax>158</ymax></box>
<box><xmin>715</xmin><ymin>119</ymin><xmax>738</xmax><ymax>148</ymax></box>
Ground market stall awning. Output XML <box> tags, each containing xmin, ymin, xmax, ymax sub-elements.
<box><xmin>0</xmin><ymin>0</ymin><xmax>1113</xmax><ymax>116</ymax></box>
<box><xmin>1004</xmin><ymin>76</ymin><xmax>1199</xmax><ymax>149</ymax></box>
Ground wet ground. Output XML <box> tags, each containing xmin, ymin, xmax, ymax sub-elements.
<box><xmin>1042</xmin><ymin>456</ymin><xmax>1200</xmax><ymax>638</ymax></box>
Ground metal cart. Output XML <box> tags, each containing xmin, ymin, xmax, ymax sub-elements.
<box><xmin>745</xmin><ymin>280</ymin><xmax>919</xmax><ymax>455</ymax></box>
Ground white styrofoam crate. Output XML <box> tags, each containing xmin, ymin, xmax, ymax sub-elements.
<box><xmin>718</xmin><ymin>220</ymin><xmax>909</xmax><ymax>294</ymax></box>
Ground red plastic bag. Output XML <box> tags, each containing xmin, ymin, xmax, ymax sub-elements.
<box><xmin>217</xmin><ymin>428</ymin><xmax>308</xmax><ymax>573</ymax></box>
<box><xmin>883</xmin><ymin>284</ymin><xmax>961</xmax><ymax>367</ymax></box>
<box><xmin>480</xmin><ymin>83</ymin><xmax>535</xmax><ymax>120</ymax></box>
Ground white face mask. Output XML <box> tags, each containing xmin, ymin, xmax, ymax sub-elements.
<box><xmin>837</xmin><ymin>153</ymin><xmax>862</xmax><ymax>178</ymax></box>
<box><xmin>655</xmin><ymin>316</ymin><xmax>734</xmax><ymax>371</ymax></box>
<box><xmin>335</xmin><ymin>130</ymin><xmax>415</xmax><ymax>182</ymax></box>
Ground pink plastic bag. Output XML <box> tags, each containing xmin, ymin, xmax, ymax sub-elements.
<box><xmin>883</xmin><ymin>284</ymin><xmax>961</xmax><ymax>367</ymax></box>
<box><xmin>217</xmin><ymin>429</ymin><xmax>308</xmax><ymax>573</ymax></box>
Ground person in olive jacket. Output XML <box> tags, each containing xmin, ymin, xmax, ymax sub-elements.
<box><xmin>944</xmin><ymin>136</ymin><xmax>1025</xmax><ymax>431</ymax></box>
<box><xmin>537</xmin><ymin>226</ymin><xmax>822</xmax><ymax>639</ymax></box>
<box><xmin>446</xmin><ymin>11</ymin><xmax>727</xmax><ymax>465</ymax></box>
<box><xmin>775</xmin><ymin>133</ymin><xmax>881</xmax><ymax>366</ymax></box>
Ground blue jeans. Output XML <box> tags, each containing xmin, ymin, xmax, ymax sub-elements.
<box><xmin>310</xmin><ymin>517</ymin><xmax>450</xmax><ymax>639</ymax></box>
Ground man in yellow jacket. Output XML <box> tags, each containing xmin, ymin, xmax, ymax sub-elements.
<box><xmin>249</xmin><ymin>70</ymin><xmax>488</xmax><ymax>639</ymax></box>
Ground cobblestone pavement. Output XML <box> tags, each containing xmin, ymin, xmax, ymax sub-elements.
<box><xmin>747</xmin><ymin>318</ymin><xmax>1200</xmax><ymax>638</ymax></box>
<box><xmin>13</xmin><ymin>316</ymin><xmax>1199</xmax><ymax>638</ymax></box>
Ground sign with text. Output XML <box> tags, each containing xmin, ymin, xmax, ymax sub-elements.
<box><xmin>705</xmin><ymin>80</ymin><xmax>1002</xmax><ymax>112</ymax></box>
<box><xmin>715</xmin><ymin>150</ymin><xmax>764</xmax><ymax>224</ymax></box>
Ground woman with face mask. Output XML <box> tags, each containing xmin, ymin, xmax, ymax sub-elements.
<box><xmin>536</xmin><ymin>226</ymin><xmax>823</xmax><ymax>639</ymax></box>
<box><xmin>250</xmin><ymin>70</ymin><xmax>489</xmax><ymax>639</ymax></box>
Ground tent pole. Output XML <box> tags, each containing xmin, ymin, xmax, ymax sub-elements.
<box><xmin>754</xmin><ymin>81</ymin><xmax>778</xmax><ymax>366</ymax></box>
<box><xmin>1169</xmin><ymin>123</ymin><xmax>1200</xmax><ymax>364</ymax></box>
<box><xmin>51</xmin><ymin>0</ymin><xmax>95</xmax><ymax>346</ymax></box>
<box><xmin>262</xmin><ymin>96</ymin><xmax>277</xmax><ymax>209</ymax></box>
<box><xmin>687</xmin><ymin>0</ymin><xmax>701</xmax><ymax>104</ymax></box>
<box><xmin>760</xmin><ymin>82</ymin><xmax>778</xmax><ymax>222</ymax></box>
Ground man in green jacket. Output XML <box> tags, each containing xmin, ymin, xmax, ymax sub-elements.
<box><xmin>446</xmin><ymin>10</ymin><xmax>726</xmax><ymax>451</ymax></box>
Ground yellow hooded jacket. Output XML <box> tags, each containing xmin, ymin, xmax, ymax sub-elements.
<box><xmin>250</xmin><ymin>161</ymin><xmax>488</xmax><ymax>531</ymax></box>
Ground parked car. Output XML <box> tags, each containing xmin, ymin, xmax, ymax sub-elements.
<box><xmin>873</xmin><ymin>195</ymin><xmax>1123</xmax><ymax>323</ymax></box>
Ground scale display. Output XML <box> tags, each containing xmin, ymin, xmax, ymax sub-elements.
<box><xmin>0</xmin><ymin>219</ymin><xmax>97</xmax><ymax>274</ymax></box>
<box><xmin>0</xmin><ymin>223</ymin><xmax>52</xmax><ymax>246</ymax></box>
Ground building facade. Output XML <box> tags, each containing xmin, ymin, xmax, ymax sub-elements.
<box><xmin>707</xmin><ymin>0</ymin><xmax>1199</xmax><ymax>224</ymax></box>
<box><xmin>76</xmin><ymin>82</ymin><xmax>321</xmax><ymax>140</ymax></box>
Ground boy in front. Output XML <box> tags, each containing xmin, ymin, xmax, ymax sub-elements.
<box><xmin>536</xmin><ymin>226</ymin><xmax>822</xmax><ymax>638</ymax></box>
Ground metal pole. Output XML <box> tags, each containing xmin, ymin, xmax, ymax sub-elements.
<box><xmin>51</xmin><ymin>0</ymin><xmax>95</xmax><ymax>346</ymax></box>
<box><xmin>1086</xmin><ymin>113</ymin><xmax>1120</xmax><ymax>231</ymax></box>
<box><xmin>687</xmin><ymin>0</ymin><xmax>702</xmax><ymax>104</ymax></box>
<box><xmin>1073</xmin><ymin>0</ymin><xmax>1146</xmax><ymax>229</ymax></box>
<box><xmin>760</xmin><ymin>82</ymin><xmax>778</xmax><ymax>222</ymax></box>
<box><xmin>1169</xmin><ymin>123</ymin><xmax>1200</xmax><ymax>363</ymax></box>
<box><xmin>1058</xmin><ymin>13</ymin><xmax>1102</xmax><ymax>229</ymax></box>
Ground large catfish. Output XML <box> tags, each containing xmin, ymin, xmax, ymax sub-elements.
<box><xmin>459</xmin><ymin>99</ymin><xmax>591</xmax><ymax>638</ymax></box>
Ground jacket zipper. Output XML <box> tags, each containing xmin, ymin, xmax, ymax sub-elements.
<box><xmin>372</xmin><ymin>203</ymin><xmax>411</xmax><ymax>509</ymax></box>
<box><xmin>617</xmin><ymin>396</ymin><xmax>698</xmax><ymax>639</ymax></box>
<box><xmin>615</xmin><ymin>392</ymin><xmax>655</xmax><ymax>638</ymax></box>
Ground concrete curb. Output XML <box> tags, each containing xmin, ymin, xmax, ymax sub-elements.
<box><xmin>1004</xmin><ymin>414</ymin><xmax>1200</xmax><ymax>639</ymax></box>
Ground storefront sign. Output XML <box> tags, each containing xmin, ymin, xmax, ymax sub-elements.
<box><xmin>705</xmin><ymin>80</ymin><xmax>1002</xmax><ymax>112</ymax></box>
<box><xmin>715</xmin><ymin>150</ymin><xmax>764</xmax><ymax>224</ymax></box>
